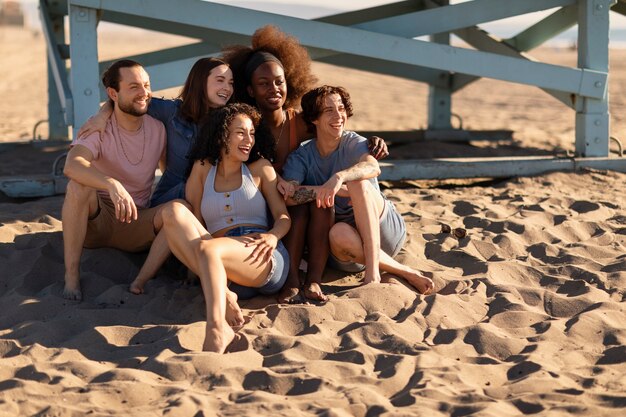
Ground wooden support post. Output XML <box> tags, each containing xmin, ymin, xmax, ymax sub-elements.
<box><xmin>47</xmin><ymin>11</ymin><xmax>69</xmax><ymax>140</ymax></box>
<box><xmin>428</xmin><ymin>1</ymin><xmax>452</xmax><ymax>130</ymax></box>
<box><xmin>575</xmin><ymin>0</ymin><xmax>613</xmax><ymax>157</ymax></box>
<box><xmin>68</xmin><ymin>4</ymin><xmax>100</xmax><ymax>134</ymax></box>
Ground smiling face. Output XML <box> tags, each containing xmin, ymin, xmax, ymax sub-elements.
<box><xmin>206</xmin><ymin>64</ymin><xmax>233</xmax><ymax>108</ymax></box>
<box><xmin>247</xmin><ymin>61</ymin><xmax>287</xmax><ymax>112</ymax></box>
<box><xmin>312</xmin><ymin>93</ymin><xmax>348</xmax><ymax>140</ymax></box>
<box><xmin>110</xmin><ymin>66</ymin><xmax>151</xmax><ymax>117</ymax></box>
<box><xmin>222</xmin><ymin>114</ymin><xmax>256</xmax><ymax>162</ymax></box>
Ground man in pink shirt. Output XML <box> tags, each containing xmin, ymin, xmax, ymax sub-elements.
<box><xmin>62</xmin><ymin>60</ymin><xmax>167</xmax><ymax>301</ymax></box>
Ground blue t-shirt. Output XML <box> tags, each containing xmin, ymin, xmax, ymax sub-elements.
<box><xmin>282</xmin><ymin>130</ymin><xmax>381</xmax><ymax>222</ymax></box>
<box><xmin>147</xmin><ymin>97</ymin><xmax>198</xmax><ymax>206</ymax></box>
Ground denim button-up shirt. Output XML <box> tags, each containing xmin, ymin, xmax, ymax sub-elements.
<box><xmin>147</xmin><ymin>98</ymin><xmax>198</xmax><ymax>207</ymax></box>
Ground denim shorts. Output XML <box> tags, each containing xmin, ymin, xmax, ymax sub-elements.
<box><xmin>224</xmin><ymin>226</ymin><xmax>289</xmax><ymax>300</ymax></box>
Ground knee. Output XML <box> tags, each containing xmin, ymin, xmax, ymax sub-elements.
<box><xmin>346</xmin><ymin>180</ymin><xmax>370</xmax><ymax>197</ymax></box>
<box><xmin>329</xmin><ymin>223</ymin><xmax>359</xmax><ymax>250</ymax></box>
<box><xmin>64</xmin><ymin>180</ymin><xmax>93</xmax><ymax>203</ymax></box>
<box><xmin>196</xmin><ymin>239</ymin><xmax>221</xmax><ymax>261</ymax></box>
<box><xmin>162</xmin><ymin>200</ymin><xmax>191</xmax><ymax>225</ymax></box>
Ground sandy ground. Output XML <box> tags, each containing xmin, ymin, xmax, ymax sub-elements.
<box><xmin>0</xmin><ymin>25</ymin><xmax>625</xmax><ymax>416</ymax></box>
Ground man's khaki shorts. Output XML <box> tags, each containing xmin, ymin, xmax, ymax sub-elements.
<box><xmin>84</xmin><ymin>194</ymin><xmax>158</xmax><ymax>252</ymax></box>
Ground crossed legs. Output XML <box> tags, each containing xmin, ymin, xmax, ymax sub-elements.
<box><xmin>329</xmin><ymin>180</ymin><xmax>434</xmax><ymax>294</ymax></box>
<box><xmin>160</xmin><ymin>201</ymin><xmax>272</xmax><ymax>352</ymax></box>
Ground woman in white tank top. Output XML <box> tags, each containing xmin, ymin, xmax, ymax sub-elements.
<box><xmin>155</xmin><ymin>103</ymin><xmax>291</xmax><ymax>353</ymax></box>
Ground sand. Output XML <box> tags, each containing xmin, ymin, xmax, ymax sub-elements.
<box><xmin>1</xmin><ymin>24</ymin><xmax>625</xmax><ymax>416</ymax></box>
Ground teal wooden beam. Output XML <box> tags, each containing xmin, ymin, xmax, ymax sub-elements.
<box><xmin>39</xmin><ymin>0</ymin><xmax>73</xmax><ymax>127</ymax></box>
<box><xmin>68</xmin><ymin>4</ymin><xmax>100</xmax><ymax>132</ymax></box>
<box><xmin>313</xmin><ymin>54</ymin><xmax>447</xmax><ymax>86</ymax></box>
<box><xmin>451</xmin><ymin>27</ymin><xmax>579</xmax><ymax>110</ymax></box>
<box><xmin>428</xmin><ymin>1</ymin><xmax>452</xmax><ymax>130</ymax></box>
<box><xmin>353</xmin><ymin>0</ymin><xmax>576</xmax><ymax>38</ymax></box>
<box><xmin>504</xmin><ymin>5</ymin><xmax>578</xmax><ymax>52</ymax></box>
<box><xmin>575</xmin><ymin>0</ymin><xmax>614</xmax><ymax>157</ymax></box>
<box><xmin>379</xmin><ymin>157</ymin><xmax>626</xmax><ymax>180</ymax></box>
<box><xmin>317</xmin><ymin>0</ymin><xmax>425</xmax><ymax>25</ymax></box>
<box><xmin>68</xmin><ymin>0</ymin><xmax>608</xmax><ymax>100</ymax></box>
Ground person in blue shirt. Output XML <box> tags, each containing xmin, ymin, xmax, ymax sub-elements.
<box><xmin>77</xmin><ymin>57</ymin><xmax>234</xmax><ymax>206</ymax></box>
<box><xmin>280</xmin><ymin>85</ymin><xmax>434</xmax><ymax>295</ymax></box>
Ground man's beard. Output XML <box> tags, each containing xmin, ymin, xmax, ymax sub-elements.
<box><xmin>118</xmin><ymin>96</ymin><xmax>151</xmax><ymax>117</ymax></box>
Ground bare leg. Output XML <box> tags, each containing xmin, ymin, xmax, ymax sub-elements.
<box><xmin>62</xmin><ymin>180</ymin><xmax>98</xmax><ymax>301</ymax></box>
<box><xmin>303</xmin><ymin>204</ymin><xmax>332</xmax><ymax>302</ymax></box>
<box><xmin>160</xmin><ymin>202</ymin><xmax>268</xmax><ymax>352</ymax></box>
<box><xmin>331</xmin><ymin>180</ymin><xmax>435</xmax><ymax>294</ymax></box>
<box><xmin>130</xmin><ymin>200</ymin><xmax>185</xmax><ymax>294</ymax></box>
<box><xmin>346</xmin><ymin>180</ymin><xmax>383</xmax><ymax>284</ymax></box>
<box><xmin>278</xmin><ymin>204</ymin><xmax>308</xmax><ymax>303</ymax></box>
<box><xmin>329</xmin><ymin>223</ymin><xmax>433</xmax><ymax>294</ymax></box>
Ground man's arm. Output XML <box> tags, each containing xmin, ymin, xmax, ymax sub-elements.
<box><xmin>335</xmin><ymin>154</ymin><xmax>381</xmax><ymax>183</ymax></box>
<box><xmin>64</xmin><ymin>144</ymin><xmax>137</xmax><ymax>223</ymax></box>
<box><xmin>314</xmin><ymin>154</ymin><xmax>381</xmax><ymax>209</ymax></box>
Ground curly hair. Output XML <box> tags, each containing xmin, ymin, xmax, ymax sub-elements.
<box><xmin>189</xmin><ymin>103</ymin><xmax>276</xmax><ymax>169</ymax></box>
<box><xmin>222</xmin><ymin>25</ymin><xmax>317</xmax><ymax>109</ymax></box>
<box><xmin>178</xmin><ymin>57</ymin><xmax>229</xmax><ymax>124</ymax></box>
<box><xmin>301</xmin><ymin>85</ymin><xmax>354</xmax><ymax>134</ymax></box>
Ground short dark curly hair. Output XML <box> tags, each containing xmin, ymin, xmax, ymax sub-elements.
<box><xmin>222</xmin><ymin>25</ymin><xmax>317</xmax><ymax>109</ymax></box>
<box><xmin>190</xmin><ymin>103</ymin><xmax>276</xmax><ymax>169</ymax></box>
<box><xmin>301</xmin><ymin>85</ymin><xmax>354</xmax><ymax>135</ymax></box>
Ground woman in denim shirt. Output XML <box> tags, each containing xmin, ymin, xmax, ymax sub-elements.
<box><xmin>77</xmin><ymin>57</ymin><xmax>234</xmax><ymax>206</ymax></box>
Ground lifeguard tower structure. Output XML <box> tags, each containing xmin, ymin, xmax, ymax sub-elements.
<box><xmin>3</xmin><ymin>0</ymin><xmax>626</xmax><ymax>196</ymax></box>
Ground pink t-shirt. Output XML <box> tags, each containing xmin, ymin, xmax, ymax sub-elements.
<box><xmin>73</xmin><ymin>112</ymin><xmax>166</xmax><ymax>208</ymax></box>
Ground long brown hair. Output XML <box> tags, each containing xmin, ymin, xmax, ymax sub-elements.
<box><xmin>178</xmin><ymin>57</ymin><xmax>230</xmax><ymax>123</ymax></box>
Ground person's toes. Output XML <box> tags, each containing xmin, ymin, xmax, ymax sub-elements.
<box><xmin>62</xmin><ymin>287</ymin><xmax>82</xmax><ymax>302</ymax></box>
<box><xmin>278</xmin><ymin>287</ymin><xmax>305</xmax><ymax>304</ymax></box>
<box><xmin>304</xmin><ymin>284</ymin><xmax>328</xmax><ymax>302</ymax></box>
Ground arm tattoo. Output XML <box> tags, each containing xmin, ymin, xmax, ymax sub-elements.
<box><xmin>339</xmin><ymin>161</ymin><xmax>379</xmax><ymax>182</ymax></box>
<box><xmin>292</xmin><ymin>188</ymin><xmax>316</xmax><ymax>205</ymax></box>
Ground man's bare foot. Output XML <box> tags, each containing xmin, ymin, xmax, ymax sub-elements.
<box><xmin>405</xmin><ymin>271</ymin><xmax>435</xmax><ymax>295</ymax></box>
<box><xmin>63</xmin><ymin>278</ymin><xmax>82</xmax><ymax>301</ymax></box>
<box><xmin>278</xmin><ymin>285</ymin><xmax>304</xmax><ymax>304</ymax></box>
<box><xmin>202</xmin><ymin>322</ymin><xmax>236</xmax><ymax>353</ymax></box>
<box><xmin>362</xmin><ymin>272</ymin><xmax>382</xmax><ymax>285</ymax></box>
<box><xmin>129</xmin><ymin>278</ymin><xmax>146</xmax><ymax>295</ymax></box>
<box><xmin>303</xmin><ymin>282</ymin><xmax>328</xmax><ymax>302</ymax></box>
<box><xmin>225</xmin><ymin>290</ymin><xmax>244</xmax><ymax>327</ymax></box>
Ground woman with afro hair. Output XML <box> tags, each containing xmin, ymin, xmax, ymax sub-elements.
<box><xmin>223</xmin><ymin>26</ymin><xmax>388</xmax><ymax>304</ymax></box>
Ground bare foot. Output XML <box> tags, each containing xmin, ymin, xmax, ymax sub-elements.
<box><xmin>202</xmin><ymin>322</ymin><xmax>236</xmax><ymax>353</ymax></box>
<box><xmin>129</xmin><ymin>278</ymin><xmax>146</xmax><ymax>295</ymax></box>
<box><xmin>63</xmin><ymin>278</ymin><xmax>82</xmax><ymax>301</ymax></box>
<box><xmin>225</xmin><ymin>289</ymin><xmax>244</xmax><ymax>327</ymax></box>
<box><xmin>362</xmin><ymin>271</ymin><xmax>382</xmax><ymax>285</ymax></box>
<box><xmin>304</xmin><ymin>282</ymin><xmax>328</xmax><ymax>302</ymax></box>
<box><xmin>405</xmin><ymin>272</ymin><xmax>435</xmax><ymax>295</ymax></box>
<box><xmin>278</xmin><ymin>285</ymin><xmax>305</xmax><ymax>304</ymax></box>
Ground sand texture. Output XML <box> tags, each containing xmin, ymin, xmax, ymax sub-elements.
<box><xmin>0</xmin><ymin>25</ymin><xmax>625</xmax><ymax>416</ymax></box>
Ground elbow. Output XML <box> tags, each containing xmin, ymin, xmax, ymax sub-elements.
<box><xmin>373</xmin><ymin>165</ymin><xmax>381</xmax><ymax>177</ymax></box>
<box><xmin>63</xmin><ymin>161</ymin><xmax>76</xmax><ymax>179</ymax></box>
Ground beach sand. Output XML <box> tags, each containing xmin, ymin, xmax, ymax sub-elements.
<box><xmin>0</xmin><ymin>25</ymin><xmax>625</xmax><ymax>416</ymax></box>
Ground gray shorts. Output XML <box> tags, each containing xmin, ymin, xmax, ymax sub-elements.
<box><xmin>328</xmin><ymin>199</ymin><xmax>407</xmax><ymax>273</ymax></box>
